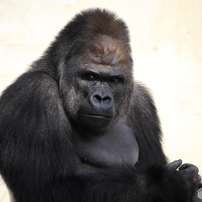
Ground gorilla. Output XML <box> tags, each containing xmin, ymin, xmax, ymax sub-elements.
<box><xmin>0</xmin><ymin>8</ymin><xmax>201</xmax><ymax>202</ymax></box>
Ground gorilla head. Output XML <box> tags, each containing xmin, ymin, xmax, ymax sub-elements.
<box><xmin>51</xmin><ymin>9</ymin><xmax>134</xmax><ymax>133</ymax></box>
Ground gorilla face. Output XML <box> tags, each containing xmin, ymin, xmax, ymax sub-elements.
<box><xmin>78</xmin><ymin>64</ymin><xmax>125</xmax><ymax>132</ymax></box>
<box><xmin>59</xmin><ymin>33</ymin><xmax>134</xmax><ymax>134</ymax></box>
<box><xmin>60</xmin><ymin>55</ymin><xmax>133</xmax><ymax>134</ymax></box>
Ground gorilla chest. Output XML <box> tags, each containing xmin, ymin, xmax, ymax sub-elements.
<box><xmin>72</xmin><ymin>124</ymin><xmax>139</xmax><ymax>170</ymax></box>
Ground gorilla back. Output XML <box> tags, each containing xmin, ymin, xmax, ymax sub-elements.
<box><xmin>0</xmin><ymin>9</ymin><xmax>200</xmax><ymax>202</ymax></box>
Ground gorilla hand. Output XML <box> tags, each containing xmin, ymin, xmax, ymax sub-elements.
<box><xmin>166</xmin><ymin>160</ymin><xmax>201</xmax><ymax>200</ymax></box>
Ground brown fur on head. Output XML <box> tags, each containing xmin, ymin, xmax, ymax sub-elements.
<box><xmin>43</xmin><ymin>8</ymin><xmax>133</xmax><ymax>76</ymax></box>
<box><xmin>81</xmin><ymin>9</ymin><xmax>130</xmax><ymax>41</ymax></box>
<box><xmin>77</xmin><ymin>9</ymin><xmax>132</xmax><ymax>68</ymax></box>
<box><xmin>83</xmin><ymin>34</ymin><xmax>130</xmax><ymax>67</ymax></box>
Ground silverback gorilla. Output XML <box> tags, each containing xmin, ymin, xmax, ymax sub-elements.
<box><xmin>0</xmin><ymin>8</ymin><xmax>201</xmax><ymax>202</ymax></box>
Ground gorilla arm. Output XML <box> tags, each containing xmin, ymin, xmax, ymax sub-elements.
<box><xmin>0</xmin><ymin>71</ymin><xmax>81</xmax><ymax>201</ymax></box>
<box><xmin>128</xmin><ymin>82</ymin><xmax>201</xmax><ymax>200</ymax></box>
<box><xmin>130</xmin><ymin>82</ymin><xmax>168</xmax><ymax>171</ymax></box>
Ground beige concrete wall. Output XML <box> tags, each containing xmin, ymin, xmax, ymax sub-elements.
<box><xmin>0</xmin><ymin>0</ymin><xmax>202</xmax><ymax>201</ymax></box>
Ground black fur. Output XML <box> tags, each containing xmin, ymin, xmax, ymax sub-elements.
<box><xmin>0</xmin><ymin>8</ymin><xmax>200</xmax><ymax>202</ymax></box>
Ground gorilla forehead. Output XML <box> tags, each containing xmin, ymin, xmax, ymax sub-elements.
<box><xmin>83</xmin><ymin>34</ymin><xmax>130</xmax><ymax>67</ymax></box>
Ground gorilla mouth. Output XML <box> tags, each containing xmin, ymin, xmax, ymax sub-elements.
<box><xmin>84</xmin><ymin>113</ymin><xmax>112</xmax><ymax>119</ymax></box>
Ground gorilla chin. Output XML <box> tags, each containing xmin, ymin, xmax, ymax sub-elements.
<box><xmin>78</xmin><ymin>111</ymin><xmax>113</xmax><ymax>133</ymax></box>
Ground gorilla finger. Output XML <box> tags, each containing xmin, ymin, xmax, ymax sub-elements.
<box><xmin>181</xmin><ymin>165</ymin><xmax>199</xmax><ymax>174</ymax></box>
<box><xmin>167</xmin><ymin>159</ymin><xmax>182</xmax><ymax>171</ymax></box>
<box><xmin>179</xmin><ymin>163</ymin><xmax>195</xmax><ymax>170</ymax></box>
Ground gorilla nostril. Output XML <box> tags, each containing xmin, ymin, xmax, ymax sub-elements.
<box><xmin>93</xmin><ymin>95</ymin><xmax>102</xmax><ymax>102</ymax></box>
<box><xmin>103</xmin><ymin>96</ymin><xmax>111</xmax><ymax>104</ymax></box>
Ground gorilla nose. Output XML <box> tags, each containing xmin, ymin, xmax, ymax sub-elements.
<box><xmin>90</xmin><ymin>93</ymin><xmax>113</xmax><ymax>109</ymax></box>
<box><xmin>94</xmin><ymin>95</ymin><xmax>111</xmax><ymax>104</ymax></box>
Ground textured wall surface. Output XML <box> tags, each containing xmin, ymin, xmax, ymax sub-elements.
<box><xmin>0</xmin><ymin>0</ymin><xmax>202</xmax><ymax>201</ymax></box>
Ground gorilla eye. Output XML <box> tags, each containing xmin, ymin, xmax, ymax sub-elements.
<box><xmin>86</xmin><ymin>74</ymin><xmax>95</xmax><ymax>81</ymax></box>
<box><xmin>111</xmin><ymin>78</ymin><xmax>119</xmax><ymax>83</ymax></box>
<box><xmin>81</xmin><ymin>73</ymin><xmax>96</xmax><ymax>81</ymax></box>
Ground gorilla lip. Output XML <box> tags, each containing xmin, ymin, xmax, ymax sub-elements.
<box><xmin>84</xmin><ymin>113</ymin><xmax>112</xmax><ymax>119</ymax></box>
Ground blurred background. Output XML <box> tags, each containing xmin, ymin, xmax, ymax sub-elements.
<box><xmin>0</xmin><ymin>0</ymin><xmax>202</xmax><ymax>201</ymax></box>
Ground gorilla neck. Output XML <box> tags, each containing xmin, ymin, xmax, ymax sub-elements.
<box><xmin>71</xmin><ymin>117</ymin><xmax>139</xmax><ymax>174</ymax></box>
<box><xmin>77</xmin><ymin>118</ymin><xmax>114</xmax><ymax>137</ymax></box>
